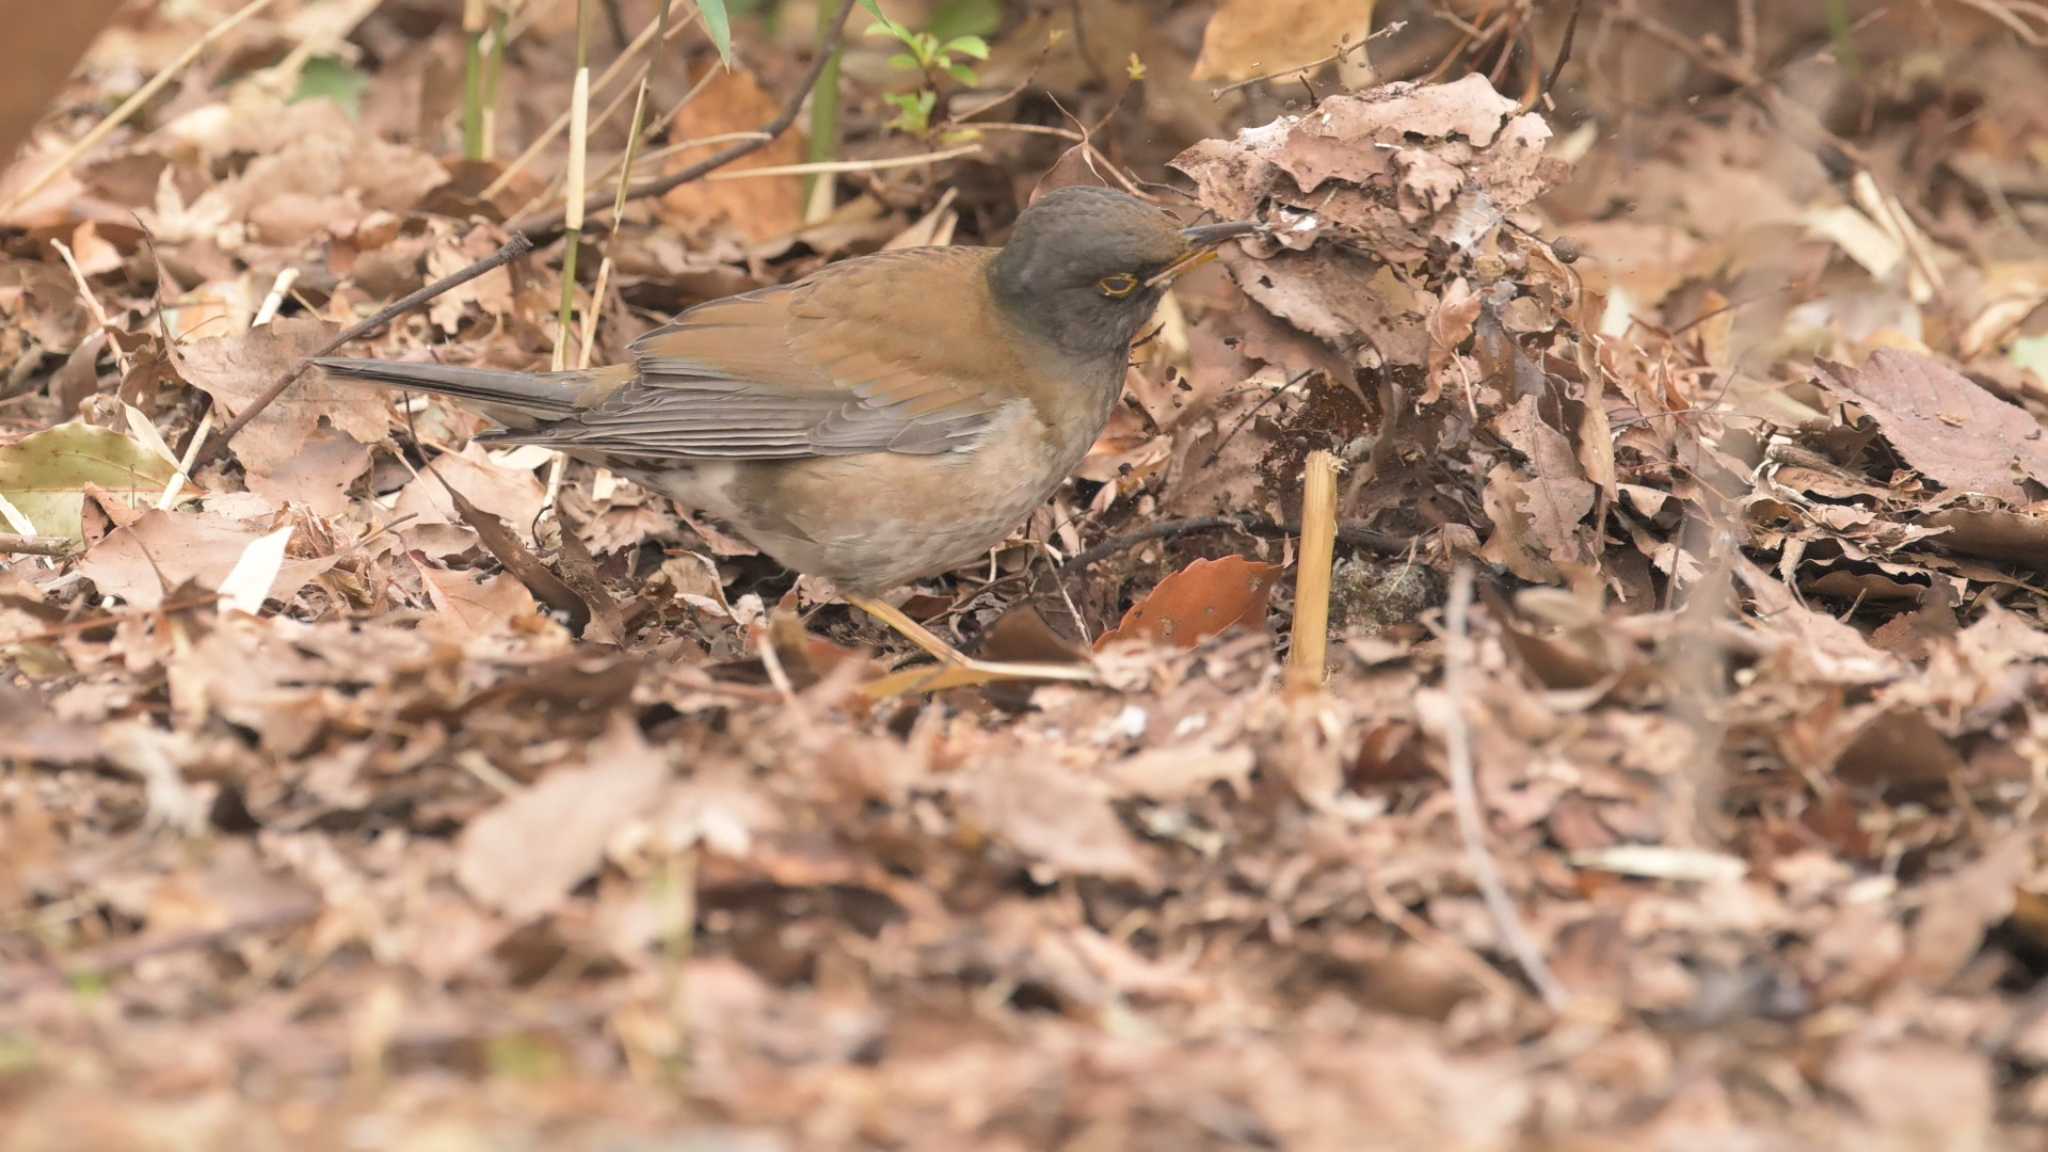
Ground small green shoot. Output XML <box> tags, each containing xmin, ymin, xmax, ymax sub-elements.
<box><xmin>858</xmin><ymin>0</ymin><xmax>989</xmax><ymax>138</ymax></box>
<box><xmin>290</xmin><ymin>55</ymin><xmax>370</xmax><ymax>117</ymax></box>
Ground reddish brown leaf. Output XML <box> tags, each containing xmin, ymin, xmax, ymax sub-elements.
<box><xmin>1096</xmin><ymin>554</ymin><xmax>1283</xmax><ymax>651</ymax></box>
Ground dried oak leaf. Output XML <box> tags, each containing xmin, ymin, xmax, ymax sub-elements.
<box><xmin>1096</xmin><ymin>554</ymin><xmax>1284</xmax><ymax>651</ymax></box>
<box><xmin>174</xmin><ymin>317</ymin><xmax>386</xmax><ymax>484</ymax></box>
<box><xmin>456</xmin><ymin>716</ymin><xmax>671</xmax><ymax>922</ymax></box>
<box><xmin>393</xmin><ymin>444</ymin><xmax>548</xmax><ymax>551</ymax></box>
<box><xmin>656</xmin><ymin>68</ymin><xmax>805</xmax><ymax>245</ymax></box>
<box><xmin>1172</xmin><ymin>74</ymin><xmax>1560</xmax><ymax>263</ymax></box>
<box><xmin>412</xmin><ymin>554</ymin><xmax>541</xmax><ymax>636</ymax></box>
<box><xmin>959</xmin><ymin>755</ymin><xmax>1155</xmax><ymax>884</ymax></box>
<box><xmin>1819</xmin><ymin>349</ymin><xmax>2048</xmax><ymax>503</ymax></box>
<box><xmin>1493</xmin><ymin>394</ymin><xmax>1597</xmax><ymax>564</ymax></box>
<box><xmin>78</xmin><ymin>509</ymin><xmax>332</xmax><ymax>610</ymax></box>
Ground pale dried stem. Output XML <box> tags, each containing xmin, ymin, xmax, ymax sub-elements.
<box><xmin>50</xmin><ymin>238</ymin><xmax>131</xmax><ymax>376</ymax></box>
<box><xmin>1443</xmin><ymin>564</ymin><xmax>1568</xmax><ymax>1012</ymax></box>
<box><xmin>702</xmin><ymin>145</ymin><xmax>983</xmax><ymax>180</ymax></box>
<box><xmin>1287</xmin><ymin>451</ymin><xmax>1340</xmax><ymax>690</ymax></box>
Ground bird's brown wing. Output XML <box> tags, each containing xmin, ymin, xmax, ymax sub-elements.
<box><xmin>489</xmin><ymin>248</ymin><xmax>1011</xmax><ymax>461</ymax></box>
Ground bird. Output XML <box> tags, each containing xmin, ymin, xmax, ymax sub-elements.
<box><xmin>317</xmin><ymin>186</ymin><xmax>1259</xmax><ymax>677</ymax></box>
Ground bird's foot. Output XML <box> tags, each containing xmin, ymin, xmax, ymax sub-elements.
<box><xmin>842</xmin><ymin>593</ymin><xmax>1097</xmax><ymax>697</ymax></box>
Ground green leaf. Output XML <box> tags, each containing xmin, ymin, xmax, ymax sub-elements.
<box><xmin>0</xmin><ymin>422</ymin><xmax>183</xmax><ymax>540</ymax></box>
<box><xmin>928</xmin><ymin>0</ymin><xmax>1001</xmax><ymax>42</ymax></box>
<box><xmin>888</xmin><ymin>52</ymin><xmax>920</xmax><ymax>71</ymax></box>
<box><xmin>699</xmin><ymin>0</ymin><xmax>734</xmax><ymax>68</ymax></box>
<box><xmin>942</xmin><ymin>35</ymin><xmax>989</xmax><ymax>60</ymax></box>
<box><xmin>944</xmin><ymin>62</ymin><xmax>978</xmax><ymax>85</ymax></box>
<box><xmin>289</xmin><ymin>55</ymin><xmax>369</xmax><ymax>117</ymax></box>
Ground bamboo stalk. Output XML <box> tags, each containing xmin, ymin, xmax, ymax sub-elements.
<box><xmin>805</xmin><ymin>0</ymin><xmax>844</xmax><ymax>213</ymax></box>
<box><xmin>1288</xmin><ymin>450</ymin><xmax>1340</xmax><ymax>689</ymax></box>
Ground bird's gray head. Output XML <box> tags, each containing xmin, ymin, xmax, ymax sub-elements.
<box><xmin>988</xmin><ymin>186</ymin><xmax>1258</xmax><ymax>364</ymax></box>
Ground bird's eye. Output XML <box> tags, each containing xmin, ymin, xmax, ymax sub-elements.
<box><xmin>1097</xmin><ymin>273</ymin><xmax>1138</xmax><ymax>299</ymax></box>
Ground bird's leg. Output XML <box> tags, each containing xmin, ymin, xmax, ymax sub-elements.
<box><xmin>843</xmin><ymin>593</ymin><xmax>974</xmax><ymax>667</ymax></box>
<box><xmin>842</xmin><ymin>593</ymin><xmax>1098</xmax><ymax>697</ymax></box>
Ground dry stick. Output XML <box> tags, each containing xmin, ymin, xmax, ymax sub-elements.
<box><xmin>195</xmin><ymin>233</ymin><xmax>535</xmax><ymax>468</ymax></box>
<box><xmin>509</xmin><ymin>0</ymin><xmax>860</xmax><ymax>241</ymax></box>
<box><xmin>1</xmin><ymin>0</ymin><xmax>283</xmax><ymax>216</ymax></box>
<box><xmin>1209</xmin><ymin>20</ymin><xmax>1408</xmax><ymax>99</ymax></box>
<box><xmin>1064</xmin><ymin>515</ymin><xmax>1406</xmax><ymax>570</ymax></box>
<box><xmin>0</xmin><ymin>534</ymin><xmax>77</xmax><ymax>559</ymax></box>
<box><xmin>702</xmin><ymin>145</ymin><xmax>982</xmax><ymax>180</ymax></box>
<box><xmin>1442</xmin><ymin>564</ymin><xmax>1568</xmax><ymax>1012</ymax></box>
<box><xmin>1287</xmin><ymin>451</ymin><xmax>1340</xmax><ymax>689</ymax></box>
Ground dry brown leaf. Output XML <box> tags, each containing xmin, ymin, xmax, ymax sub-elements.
<box><xmin>1820</xmin><ymin>349</ymin><xmax>2048</xmax><ymax>503</ymax></box>
<box><xmin>1096</xmin><ymin>554</ymin><xmax>1284</xmax><ymax>650</ymax></box>
<box><xmin>77</xmin><ymin>510</ymin><xmax>331</xmax><ymax>610</ymax></box>
<box><xmin>394</xmin><ymin>444</ymin><xmax>548</xmax><ymax>549</ymax></box>
<box><xmin>1193</xmin><ymin>0</ymin><xmax>1376</xmax><ymax>83</ymax></box>
<box><xmin>1904</xmin><ymin>837</ymin><xmax>2030</xmax><ymax>985</ymax></box>
<box><xmin>174</xmin><ymin>318</ymin><xmax>386</xmax><ymax>482</ymax></box>
<box><xmin>413</xmin><ymin>556</ymin><xmax>540</xmax><ymax>635</ymax></box>
<box><xmin>455</xmin><ymin>717</ymin><xmax>671</xmax><ymax>921</ymax></box>
<box><xmin>655</xmin><ymin>68</ymin><xmax>805</xmax><ymax>244</ymax></box>
<box><xmin>959</xmin><ymin>755</ymin><xmax>1154</xmax><ymax>884</ymax></box>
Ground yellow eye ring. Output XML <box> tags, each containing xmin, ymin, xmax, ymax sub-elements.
<box><xmin>1097</xmin><ymin>273</ymin><xmax>1138</xmax><ymax>298</ymax></box>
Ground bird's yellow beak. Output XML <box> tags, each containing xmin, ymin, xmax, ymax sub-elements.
<box><xmin>1145</xmin><ymin>220</ymin><xmax>1263</xmax><ymax>289</ymax></box>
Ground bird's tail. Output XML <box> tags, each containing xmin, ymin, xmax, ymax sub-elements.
<box><xmin>313</xmin><ymin>357</ymin><xmax>630</xmax><ymax>428</ymax></box>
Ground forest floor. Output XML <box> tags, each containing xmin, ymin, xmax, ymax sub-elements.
<box><xmin>6</xmin><ymin>0</ymin><xmax>2048</xmax><ymax>1148</ymax></box>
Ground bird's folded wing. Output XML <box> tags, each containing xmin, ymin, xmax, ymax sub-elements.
<box><xmin>491</xmin><ymin>250</ymin><xmax>1010</xmax><ymax>461</ymax></box>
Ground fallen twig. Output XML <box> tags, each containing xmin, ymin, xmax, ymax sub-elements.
<box><xmin>0</xmin><ymin>533</ymin><xmax>78</xmax><ymax>559</ymax></box>
<box><xmin>1442</xmin><ymin>564</ymin><xmax>1568</xmax><ymax>1012</ymax></box>
<box><xmin>508</xmin><ymin>0</ymin><xmax>859</xmax><ymax>240</ymax></box>
<box><xmin>1064</xmin><ymin>515</ymin><xmax>1407</xmax><ymax>570</ymax></box>
<box><xmin>195</xmin><ymin>232</ymin><xmax>536</xmax><ymax>467</ymax></box>
<box><xmin>1210</xmin><ymin>21</ymin><xmax>1407</xmax><ymax>100</ymax></box>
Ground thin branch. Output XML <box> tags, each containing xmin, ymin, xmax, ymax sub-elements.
<box><xmin>1442</xmin><ymin>564</ymin><xmax>1568</xmax><ymax>1012</ymax></box>
<box><xmin>1063</xmin><ymin>514</ymin><xmax>1407</xmax><ymax>570</ymax></box>
<box><xmin>195</xmin><ymin>232</ymin><xmax>535</xmax><ymax>467</ymax></box>
<box><xmin>1534</xmin><ymin>0</ymin><xmax>1584</xmax><ymax>109</ymax></box>
<box><xmin>0</xmin><ymin>534</ymin><xmax>78</xmax><ymax>559</ymax></box>
<box><xmin>508</xmin><ymin>0</ymin><xmax>859</xmax><ymax>241</ymax></box>
<box><xmin>1210</xmin><ymin>21</ymin><xmax>1407</xmax><ymax>100</ymax></box>
<box><xmin>703</xmin><ymin>145</ymin><xmax>982</xmax><ymax>180</ymax></box>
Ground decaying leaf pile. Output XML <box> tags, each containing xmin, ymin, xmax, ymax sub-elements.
<box><xmin>6</xmin><ymin>0</ymin><xmax>2048</xmax><ymax>1146</ymax></box>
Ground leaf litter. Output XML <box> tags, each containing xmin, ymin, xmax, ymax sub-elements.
<box><xmin>4</xmin><ymin>1</ymin><xmax>2048</xmax><ymax>1148</ymax></box>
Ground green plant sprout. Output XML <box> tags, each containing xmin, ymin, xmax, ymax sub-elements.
<box><xmin>858</xmin><ymin>0</ymin><xmax>989</xmax><ymax>137</ymax></box>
